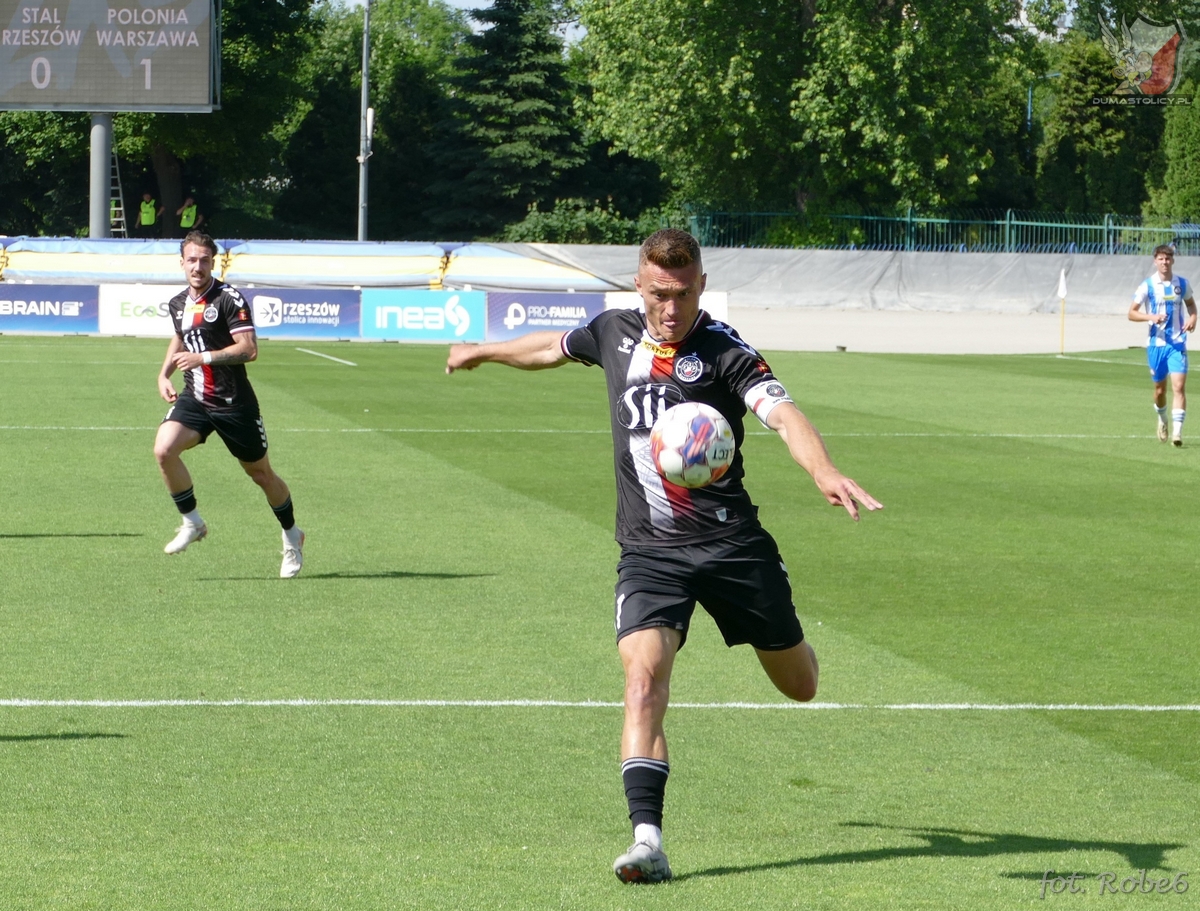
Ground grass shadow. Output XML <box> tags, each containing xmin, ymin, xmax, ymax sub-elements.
<box><xmin>675</xmin><ymin>823</ymin><xmax>1186</xmax><ymax>882</ymax></box>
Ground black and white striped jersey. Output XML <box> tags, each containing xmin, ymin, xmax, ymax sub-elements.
<box><xmin>168</xmin><ymin>279</ymin><xmax>259</xmax><ymax>412</ymax></box>
<box><xmin>562</xmin><ymin>308</ymin><xmax>794</xmax><ymax>548</ymax></box>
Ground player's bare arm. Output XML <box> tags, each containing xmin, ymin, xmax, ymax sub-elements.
<box><xmin>1185</xmin><ymin>297</ymin><xmax>1197</xmax><ymax>333</ymax></box>
<box><xmin>767</xmin><ymin>402</ymin><xmax>883</xmax><ymax>521</ymax></box>
<box><xmin>158</xmin><ymin>335</ymin><xmax>184</xmax><ymax>402</ymax></box>
<box><xmin>1129</xmin><ymin>301</ymin><xmax>1167</xmax><ymax>324</ymax></box>
<box><xmin>446</xmin><ymin>331</ymin><xmax>568</xmax><ymax>373</ymax></box>
<box><xmin>170</xmin><ymin>330</ymin><xmax>258</xmax><ymax>372</ymax></box>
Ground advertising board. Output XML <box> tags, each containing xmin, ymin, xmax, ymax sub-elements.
<box><xmin>247</xmin><ymin>288</ymin><xmax>360</xmax><ymax>339</ymax></box>
<box><xmin>98</xmin><ymin>283</ymin><xmax>177</xmax><ymax>336</ymax></box>
<box><xmin>360</xmin><ymin>289</ymin><xmax>486</xmax><ymax>342</ymax></box>
<box><xmin>0</xmin><ymin>283</ymin><xmax>98</xmax><ymax>332</ymax></box>
<box><xmin>486</xmin><ymin>291</ymin><xmax>605</xmax><ymax>342</ymax></box>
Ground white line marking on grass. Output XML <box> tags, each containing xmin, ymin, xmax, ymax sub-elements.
<box><xmin>0</xmin><ymin>426</ymin><xmax>1157</xmax><ymax>441</ymax></box>
<box><xmin>1053</xmin><ymin>355</ymin><xmax>1142</xmax><ymax>366</ymax></box>
<box><xmin>296</xmin><ymin>347</ymin><xmax>357</xmax><ymax>366</ymax></box>
<box><xmin>2</xmin><ymin>699</ymin><xmax>1198</xmax><ymax>711</ymax></box>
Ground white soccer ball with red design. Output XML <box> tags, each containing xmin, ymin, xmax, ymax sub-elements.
<box><xmin>650</xmin><ymin>402</ymin><xmax>736</xmax><ymax>489</ymax></box>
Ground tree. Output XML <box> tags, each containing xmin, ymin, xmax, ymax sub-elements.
<box><xmin>1035</xmin><ymin>34</ymin><xmax>1164</xmax><ymax>213</ymax></box>
<box><xmin>276</xmin><ymin>0</ymin><xmax>469</xmax><ymax>239</ymax></box>
<box><xmin>0</xmin><ymin>112</ymin><xmax>91</xmax><ymax>235</ymax></box>
<box><xmin>1144</xmin><ymin>80</ymin><xmax>1200</xmax><ymax>217</ymax></box>
<box><xmin>793</xmin><ymin>0</ymin><xmax>1038</xmax><ymax>211</ymax></box>
<box><xmin>579</xmin><ymin>0</ymin><xmax>806</xmax><ymax>210</ymax></box>
<box><xmin>426</xmin><ymin>0</ymin><xmax>582</xmax><ymax>238</ymax></box>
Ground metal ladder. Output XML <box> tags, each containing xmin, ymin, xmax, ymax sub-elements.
<box><xmin>110</xmin><ymin>151</ymin><xmax>128</xmax><ymax>238</ymax></box>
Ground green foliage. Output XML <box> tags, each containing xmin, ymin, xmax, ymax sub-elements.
<box><xmin>794</xmin><ymin>0</ymin><xmax>1036</xmax><ymax>210</ymax></box>
<box><xmin>0</xmin><ymin>112</ymin><xmax>91</xmax><ymax>235</ymax></box>
<box><xmin>499</xmin><ymin>197</ymin><xmax>679</xmax><ymax>243</ymax></box>
<box><xmin>579</xmin><ymin>0</ymin><xmax>805</xmax><ymax>210</ymax></box>
<box><xmin>1144</xmin><ymin>81</ymin><xmax>1200</xmax><ymax>217</ymax></box>
<box><xmin>275</xmin><ymin>0</ymin><xmax>469</xmax><ymax>239</ymax></box>
<box><xmin>1036</xmin><ymin>34</ymin><xmax>1164</xmax><ymax>212</ymax></box>
<box><xmin>426</xmin><ymin>0</ymin><xmax>583</xmax><ymax>238</ymax></box>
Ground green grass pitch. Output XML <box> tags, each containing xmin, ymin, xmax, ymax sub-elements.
<box><xmin>0</xmin><ymin>335</ymin><xmax>1196</xmax><ymax>909</ymax></box>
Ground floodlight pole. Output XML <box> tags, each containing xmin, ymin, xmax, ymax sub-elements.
<box><xmin>356</xmin><ymin>0</ymin><xmax>372</xmax><ymax>242</ymax></box>
<box><xmin>89</xmin><ymin>113</ymin><xmax>113</xmax><ymax>238</ymax></box>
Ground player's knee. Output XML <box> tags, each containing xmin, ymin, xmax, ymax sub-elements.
<box><xmin>623</xmin><ymin>667</ymin><xmax>667</xmax><ymax>713</ymax></box>
<box><xmin>243</xmin><ymin>464</ymin><xmax>272</xmax><ymax>488</ymax></box>
<box><xmin>153</xmin><ymin>440</ymin><xmax>177</xmax><ymax>465</ymax></box>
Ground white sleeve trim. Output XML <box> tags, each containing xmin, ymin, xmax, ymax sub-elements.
<box><xmin>744</xmin><ymin>379</ymin><xmax>794</xmax><ymax>427</ymax></box>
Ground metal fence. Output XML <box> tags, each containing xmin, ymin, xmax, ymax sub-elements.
<box><xmin>685</xmin><ymin>210</ymin><xmax>1200</xmax><ymax>255</ymax></box>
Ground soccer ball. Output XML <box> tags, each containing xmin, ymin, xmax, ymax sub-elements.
<box><xmin>650</xmin><ymin>402</ymin><xmax>736</xmax><ymax>489</ymax></box>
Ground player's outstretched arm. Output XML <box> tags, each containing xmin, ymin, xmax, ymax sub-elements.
<box><xmin>446</xmin><ymin>331</ymin><xmax>569</xmax><ymax>373</ymax></box>
<box><xmin>766</xmin><ymin>402</ymin><xmax>882</xmax><ymax>521</ymax></box>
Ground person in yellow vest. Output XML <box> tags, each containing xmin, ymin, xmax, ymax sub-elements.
<box><xmin>137</xmin><ymin>192</ymin><xmax>164</xmax><ymax>239</ymax></box>
<box><xmin>176</xmin><ymin>196</ymin><xmax>204</xmax><ymax>236</ymax></box>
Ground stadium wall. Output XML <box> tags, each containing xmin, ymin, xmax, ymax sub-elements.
<box><xmin>508</xmin><ymin>245</ymin><xmax>1192</xmax><ymax>316</ymax></box>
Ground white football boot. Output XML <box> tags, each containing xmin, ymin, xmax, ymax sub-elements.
<box><xmin>1158</xmin><ymin>416</ymin><xmax>1169</xmax><ymax>442</ymax></box>
<box><xmin>280</xmin><ymin>528</ymin><xmax>304</xmax><ymax>578</ymax></box>
<box><xmin>613</xmin><ymin>842</ymin><xmax>673</xmax><ymax>884</ymax></box>
<box><xmin>164</xmin><ymin>521</ymin><xmax>207</xmax><ymax>554</ymax></box>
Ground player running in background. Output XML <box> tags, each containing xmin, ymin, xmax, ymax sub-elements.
<box><xmin>152</xmin><ymin>231</ymin><xmax>305</xmax><ymax>578</ymax></box>
<box><xmin>1129</xmin><ymin>244</ymin><xmax>1197</xmax><ymax>446</ymax></box>
<box><xmin>446</xmin><ymin>228</ymin><xmax>881</xmax><ymax>883</ymax></box>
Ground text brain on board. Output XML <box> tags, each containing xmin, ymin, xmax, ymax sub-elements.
<box><xmin>0</xmin><ymin>1</ymin><xmax>217</xmax><ymax>112</ymax></box>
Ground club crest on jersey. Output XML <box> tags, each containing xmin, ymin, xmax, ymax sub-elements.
<box><xmin>203</xmin><ymin>305</ymin><xmax>219</xmax><ymax>323</ymax></box>
<box><xmin>675</xmin><ymin>354</ymin><xmax>704</xmax><ymax>383</ymax></box>
<box><xmin>765</xmin><ymin>383</ymin><xmax>787</xmax><ymax>398</ymax></box>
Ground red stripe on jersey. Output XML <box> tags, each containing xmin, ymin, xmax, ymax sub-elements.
<box><xmin>650</xmin><ymin>350</ymin><xmax>675</xmax><ymax>382</ymax></box>
<box><xmin>199</xmin><ymin>364</ymin><xmax>213</xmax><ymax>398</ymax></box>
<box><xmin>660</xmin><ymin>476</ymin><xmax>696</xmax><ymax>517</ymax></box>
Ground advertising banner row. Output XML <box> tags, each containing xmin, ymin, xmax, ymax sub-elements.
<box><xmin>0</xmin><ymin>285</ymin><xmax>731</xmax><ymax>341</ymax></box>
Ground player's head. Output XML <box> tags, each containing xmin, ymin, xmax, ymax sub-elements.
<box><xmin>142</xmin><ymin>191</ymin><xmax>152</xmax><ymax>201</ymax></box>
<box><xmin>635</xmin><ymin>229</ymin><xmax>707</xmax><ymax>343</ymax></box>
<box><xmin>1154</xmin><ymin>244</ymin><xmax>1175</xmax><ymax>277</ymax></box>
<box><xmin>180</xmin><ymin>232</ymin><xmax>217</xmax><ymax>291</ymax></box>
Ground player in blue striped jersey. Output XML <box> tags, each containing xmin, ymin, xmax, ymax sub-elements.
<box><xmin>1129</xmin><ymin>244</ymin><xmax>1197</xmax><ymax>446</ymax></box>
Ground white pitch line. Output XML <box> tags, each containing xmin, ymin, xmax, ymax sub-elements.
<box><xmin>0</xmin><ymin>426</ymin><xmax>1155</xmax><ymax>439</ymax></box>
<box><xmin>1054</xmin><ymin>355</ymin><xmax>1142</xmax><ymax>366</ymax></box>
<box><xmin>295</xmin><ymin>347</ymin><xmax>357</xmax><ymax>366</ymax></box>
<box><xmin>1</xmin><ymin>699</ymin><xmax>1197</xmax><ymax>711</ymax></box>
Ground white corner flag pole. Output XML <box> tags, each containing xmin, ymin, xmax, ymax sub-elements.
<box><xmin>1058</xmin><ymin>268</ymin><xmax>1068</xmax><ymax>355</ymax></box>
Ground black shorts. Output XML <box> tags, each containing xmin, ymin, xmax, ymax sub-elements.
<box><xmin>614</xmin><ymin>524</ymin><xmax>804</xmax><ymax>651</ymax></box>
<box><xmin>163</xmin><ymin>393</ymin><xmax>269</xmax><ymax>463</ymax></box>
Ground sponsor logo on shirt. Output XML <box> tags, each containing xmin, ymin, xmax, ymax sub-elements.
<box><xmin>675</xmin><ymin>354</ymin><xmax>704</xmax><ymax>383</ymax></box>
<box><xmin>640</xmin><ymin>339</ymin><xmax>675</xmax><ymax>358</ymax></box>
<box><xmin>765</xmin><ymin>383</ymin><xmax>787</xmax><ymax>398</ymax></box>
<box><xmin>618</xmin><ymin>336</ymin><xmax>635</xmax><ymax>354</ymax></box>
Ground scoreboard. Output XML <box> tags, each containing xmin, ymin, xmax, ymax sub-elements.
<box><xmin>0</xmin><ymin>0</ymin><xmax>218</xmax><ymax>112</ymax></box>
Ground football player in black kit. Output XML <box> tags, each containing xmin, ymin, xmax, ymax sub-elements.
<box><xmin>446</xmin><ymin>229</ymin><xmax>881</xmax><ymax>883</ymax></box>
<box><xmin>152</xmin><ymin>231</ymin><xmax>305</xmax><ymax>578</ymax></box>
